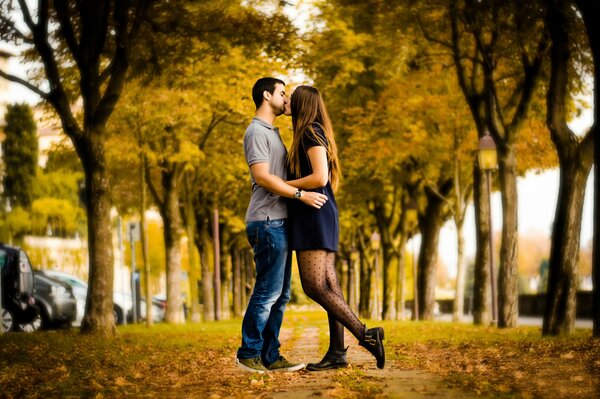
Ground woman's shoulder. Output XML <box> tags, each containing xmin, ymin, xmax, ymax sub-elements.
<box><xmin>302</xmin><ymin>123</ymin><xmax>327</xmax><ymax>149</ymax></box>
<box><xmin>308</xmin><ymin>122</ymin><xmax>327</xmax><ymax>142</ymax></box>
<box><xmin>311</xmin><ymin>122</ymin><xmax>325</xmax><ymax>134</ymax></box>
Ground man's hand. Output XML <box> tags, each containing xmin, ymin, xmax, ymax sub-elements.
<box><xmin>300</xmin><ymin>191</ymin><xmax>328</xmax><ymax>209</ymax></box>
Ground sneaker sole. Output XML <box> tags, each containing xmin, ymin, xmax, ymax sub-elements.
<box><xmin>235</xmin><ymin>358</ymin><xmax>266</xmax><ymax>373</ymax></box>
<box><xmin>268</xmin><ymin>363</ymin><xmax>306</xmax><ymax>372</ymax></box>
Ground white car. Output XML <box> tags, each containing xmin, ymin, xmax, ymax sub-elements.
<box><xmin>39</xmin><ymin>270</ymin><xmax>134</xmax><ymax>325</ymax></box>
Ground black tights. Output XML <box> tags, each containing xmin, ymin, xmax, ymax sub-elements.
<box><xmin>297</xmin><ymin>250</ymin><xmax>365</xmax><ymax>352</ymax></box>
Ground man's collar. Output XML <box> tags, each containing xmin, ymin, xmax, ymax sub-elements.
<box><xmin>252</xmin><ymin>117</ymin><xmax>277</xmax><ymax>130</ymax></box>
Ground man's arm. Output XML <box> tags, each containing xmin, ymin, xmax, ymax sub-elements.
<box><xmin>286</xmin><ymin>146</ymin><xmax>329</xmax><ymax>189</ymax></box>
<box><xmin>250</xmin><ymin>163</ymin><xmax>328</xmax><ymax>209</ymax></box>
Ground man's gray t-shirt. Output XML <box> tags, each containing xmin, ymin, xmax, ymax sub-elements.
<box><xmin>244</xmin><ymin>117</ymin><xmax>288</xmax><ymax>222</ymax></box>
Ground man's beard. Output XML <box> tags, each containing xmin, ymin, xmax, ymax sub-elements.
<box><xmin>272</xmin><ymin>104</ymin><xmax>285</xmax><ymax>116</ymax></box>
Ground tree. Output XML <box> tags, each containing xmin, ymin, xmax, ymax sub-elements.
<box><xmin>1</xmin><ymin>103</ymin><xmax>37</xmax><ymax>209</ymax></box>
<box><xmin>0</xmin><ymin>0</ymin><xmax>154</xmax><ymax>336</ymax></box>
<box><xmin>573</xmin><ymin>0</ymin><xmax>600</xmax><ymax>338</ymax></box>
<box><xmin>542</xmin><ymin>0</ymin><xmax>594</xmax><ymax>336</ymax></box>
<box><xmin>417</xmin><ymin>0</ymin><xmax>550</xmax><ymax>327</ymax></box>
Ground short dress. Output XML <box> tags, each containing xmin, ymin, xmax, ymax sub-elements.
<box><xmin>289</xmin><ymin>123</ymin><xmax>339</xmax><ymax>252</ymax></box>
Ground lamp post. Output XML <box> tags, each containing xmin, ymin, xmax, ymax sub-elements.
<box><xmin>405</xmin><ymin>199</ymin><xmax>419</xmax><ymax>321</ymax></box>
<box><xmin>370</xmin><ymin>231</ymin><xmax>381</xmax><ymax>320</ymax></box>
<box><xmin>478</xmin><ymin>131</ymin><xmax>498</xmax><ymax>324</ymax></box>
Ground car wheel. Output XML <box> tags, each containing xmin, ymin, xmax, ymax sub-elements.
<box><xmin>1</xmin><ymin>308</ymin><xmax>14</xmax><ymax>332</ymax></box>
<box><xmin>18</xmin><ymin>312</ymin><xmax>42</xmax><ymax>332</ymax></box>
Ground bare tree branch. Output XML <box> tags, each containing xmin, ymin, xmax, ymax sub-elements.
<box><xmin>507</xmin><ymin>34</ymin><xmax>548</xmax><ymax>136</ymax></box>
<box><xmin>145</xmin><ymin>159</ymin><xmax>164</xmax><ymax>208</ymax></box>
<box><xmin>0</xmin><ymin>68</ymin><xmax>47</xmax><ymax>97</ymax></box>
<box><xmin>418</xmin><ymin>16</ymin><xmax>452</xmax><ymax>49</ymax></box>
<box><xmin>0</xmin><ymin>16</ymin><xmax>34</xmax><ymax>43</ymax></box>
<box><xmin>16</xmin><ymin>0</ymin><xmax>36</xmax><ymax>32</ymax></box>
<box><xmin>53</xmin><ymin>0</ymin><xmax>82</xmax><ymax>67</ymax></box>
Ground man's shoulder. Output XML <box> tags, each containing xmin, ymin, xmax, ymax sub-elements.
<box><xmin>245</xmin><ymin>121</ymin><xmax>274</xmax><ymax>143</ymax></box>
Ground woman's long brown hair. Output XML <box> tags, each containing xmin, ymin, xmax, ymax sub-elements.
<box><xmin>288</xmin><ymin>85</ymin><xmax>341</xmax><ymax>191</ymax></box>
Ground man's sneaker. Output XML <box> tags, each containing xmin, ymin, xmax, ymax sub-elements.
<box><xmin>236</xmin><ymin>356</ymin><xmax>268</xmax><ymax>373</ymax></box>
<box><xmin>266</xmin><ymin>356</ymin><xmax>305</xmax><ymax>372</ymax></box>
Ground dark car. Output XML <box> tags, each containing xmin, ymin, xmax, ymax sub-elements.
<box><xmin>33</xmin><ymin>271</ymin><xmax>77</xmax><ymax>330</ymax></box>
<box><xmin>0</xmin><ymin>244</ymin><xmax>38</xmax><ymax>332</ymax></box>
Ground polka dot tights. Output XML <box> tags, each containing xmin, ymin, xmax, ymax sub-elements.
<box><xmin>297</xmin><ymin>250</ymin><xmax>366</xmax><ymax>350</ymax></box>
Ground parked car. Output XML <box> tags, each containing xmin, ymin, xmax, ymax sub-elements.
<box><xmin>40</xmin><ymin>270</ymin><xmax>164</xmax><ymax>325</ymax></box>
<box><xmin>32</xmin><ymin>271</ymin><xmax>77</xmax><ymax>330</ymax></box>
<box><xmin>36</xmin><ymin>270</ymin><xmax>87</xmax><ymax>327</ymax></box>
<box><xmin>140</xmin><ymin>295</ymin><xmax>166</xmax><ymax>323</ymax></box>
<box><xmin>0</xmin><ymin>244</ymin><xmax>38</xmax><ymax>332</ymax></box>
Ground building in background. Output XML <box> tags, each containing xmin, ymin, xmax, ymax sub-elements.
<box><xmin>0</xmin><ymin>49</ymin><xmax>12</xmax><ymax>126</ymax></box>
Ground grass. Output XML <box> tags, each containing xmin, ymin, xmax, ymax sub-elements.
<box><xmin>1</xmin><ymin>308</ymin><xmax>598</xmax><ymax>398</ymax></box>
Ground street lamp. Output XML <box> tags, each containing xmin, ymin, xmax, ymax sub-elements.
<box><xmin>478</xmin><ymin>131</ymin><xmax>498</xmax><ymax>324</ymax></box>
<box><xmin>370</xmin><ymin>231</ymin><xmax>381</xmax><ymax>320</ymax></box>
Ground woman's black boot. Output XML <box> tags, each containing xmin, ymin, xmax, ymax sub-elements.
<box><xmin>306</xmin><ymin>347</ymin><xmax>348</xmax><ymax>371</ymax></box>
<box><xmin>359</xmin><ymin>327</ymin><xmax>385</xmax><ymax>369</ymax></box>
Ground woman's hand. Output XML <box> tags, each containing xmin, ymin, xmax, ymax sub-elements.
<box><xmin>299</xmin><ymin>191</ymin><xmax>328</xmax><ymax>209</ymax></box>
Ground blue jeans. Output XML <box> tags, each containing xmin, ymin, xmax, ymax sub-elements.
<box><xmin>237</xmin><ymin>218</ymin><xmax>292</xmax><ymax>366</ymax></box>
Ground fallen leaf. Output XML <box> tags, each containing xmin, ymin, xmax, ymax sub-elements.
<box><xmin>114</xmin><ymin>377</ymin><xmax>129</xmax><ymax>386</ymax></box>
<box><xmin>497</xmin><ymin>384</ymin><xmax>511</xmax><ymax>393</ymax></box>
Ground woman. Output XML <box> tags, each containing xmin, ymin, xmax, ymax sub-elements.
<box><xmin>285</xmin><ymin>85</ymin><xmax>385</xmax><ymax>370</ymax></box>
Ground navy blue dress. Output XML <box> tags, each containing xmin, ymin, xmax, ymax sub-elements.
<box><xmin>289</xmin><ymin>123</ymin><xmax>339</xmax><ymax>252</ymax></box>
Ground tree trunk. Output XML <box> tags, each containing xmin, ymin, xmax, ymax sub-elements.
<box><xmin>348</xmin><ymin>253</ymin><xmax>358</xmax><ymax>313</ymax></box>
<box><xmin>140</xmin><ymin>156</ymin><xmax>152</xmax><ymax>328</ymax></box>
<box><xmin>200</xmin><ymin>245</ymin><xmax>214</xmax><ymax>321</ymax></box>
<box><xmin>243</xmin><ymin>248</ymin><xmax>253</xmax><ymax>309</ymax></box>
<box><xmin>221</xmin><ymin>241</ymin><xmax>231</xmax><ymax>320</ymax></box>
<box><xmin>359</xmin><ymin>247</ymin><xmax>371</xmax><ymax>318</ymax></box>
<box><xmin>497</xmin><ymin>147</ymin><xmax>519</xmax><ymax>328</ymax></box>
<box><xmin>417</xmin><ymin>185</ymin><xmax>448</xmax><ymax>320</ymax></box>
<box><xmin>382</xmin><ymin>242</ymin><xmax>397</xmax><ymax>320</ymax></box>
<box><xmin>543</xmin><ymin>162</ymin><xmax>591</xmax><ymax>335</ymax></box>
<box><xmin>452</xmin><ymin>154</ymin><xmax>468</xmax><ymax>322</ymax></box>
<box><xmin>473</xmin><ymin>164</ymin><xmax>491</xmax><ymax>325</ymax></box>
<box><xmin>453</xmin><ymin>216</ymin><xmax>466</xmax><ymax>321</ymax></box>
<box><xmin>370</xmin><ymin>254</ymin><xmax>379</xmax><ymax>320</ymax></box>
<box><xmin>194</xmin><ymin>210</ymin><xmax>214</xmax><ymax>321</ymax></box>
<box><xmin>162</xmin><ymin>178</ymin><xmax>184</xmax><ymax>324</ymax></box>
<box><xmin>396</xmin><ymin>236</ymin><xmax>408</xmax><ymax>320</ymax></box>
<box><xmin>212</xmin><ymin>207</ymin><xmax>222</xmax><ymax>320</ymax></box>
<box><xmin>80</xmin><ymin>136</ymin><xmax>115</xmax><ymax>336</ymax></box>
<box><xmin>233</xmin><ymin>248</ymin><xmax>242</xmax><ymax>317</ymax></box>
<box><xmin>184</xmin><ymin>177</ymin><xmax>201</xmax><ymax>322</ymax></box>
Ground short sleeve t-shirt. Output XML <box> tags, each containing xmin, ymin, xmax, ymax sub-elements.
<box><xmin>243</xmin><ymin>117</ymin><xmax>288</xmax><ymax>222</ymax></box>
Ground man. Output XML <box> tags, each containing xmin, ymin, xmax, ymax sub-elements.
<box><xmin>236</xmin><ymin>77</ymin><xmax>328</xmax><ymax>372</ymax></box>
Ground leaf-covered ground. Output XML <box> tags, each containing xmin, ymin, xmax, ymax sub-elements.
<box><xmin>0</xmin><ymin>308</ymin><xmax>598</xmax><ymax>398</ymax></box>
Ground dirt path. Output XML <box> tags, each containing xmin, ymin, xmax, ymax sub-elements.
<box><xmin>268</xmin><ymin>325</ymin><xmax>487</xmax><ymax>399</ymax></box>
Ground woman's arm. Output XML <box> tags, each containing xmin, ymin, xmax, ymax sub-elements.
<box><xmin>250</xmin><ymin>162</ymin><xmax>328</xmax><ymax>208</ymax></box>
<box><xmin>287</xmin><ymin>146</ymin><xmax>329</xmax><ymax>189</ymax></box>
